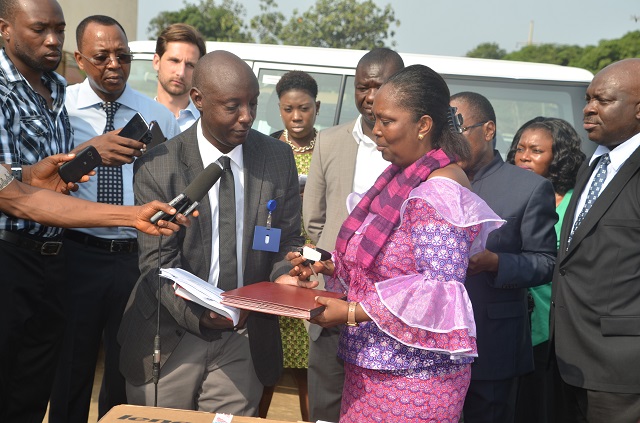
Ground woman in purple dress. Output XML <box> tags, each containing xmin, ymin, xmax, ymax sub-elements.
<box><xmin>288</xmin><ymin>65</ymin><xmax>503</xmax><ymax>422</ymax></box>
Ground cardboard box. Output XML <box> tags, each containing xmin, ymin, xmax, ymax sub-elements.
<box><xmin>99</xmin><ymin>404</ymin><xmax>297</xmax><ymax>423</ymax></box>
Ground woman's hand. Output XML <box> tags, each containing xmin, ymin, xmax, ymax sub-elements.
<box><xmin>285</xmin><ymin>248</ymin><xmax>335</xmax><ymax>280</ymax></box>
<box><xmin>309</xmin><ymin>297</ymin><xmax>348</xmax><ymax>328</ymax></box>
<box><xmin>274</xmin><ymin>273</ymin><xmax>318</xmax><ymax>289</ymax></box>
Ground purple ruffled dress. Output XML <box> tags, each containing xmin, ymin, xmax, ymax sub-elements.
<box><xmin>326</xmin><ymin>177</ymin><xmax>503</xmax><ymax>422</ymax></box>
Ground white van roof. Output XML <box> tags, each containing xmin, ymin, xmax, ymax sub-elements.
<box><xmin>129</xmin><ymin>40</ymin><xmax>593</xmax><ymax>84</ymax></box>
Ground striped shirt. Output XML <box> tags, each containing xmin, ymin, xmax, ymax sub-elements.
<box><xmin>0</xmin><ymin>48</ymin><xmax>73</xmax><ymax>237</ymax></box>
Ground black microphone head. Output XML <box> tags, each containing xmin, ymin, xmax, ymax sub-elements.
<box><xmin>183</xmin><ymin>163</ymin><xmax>223</xmax><ymax>202</ymax></box>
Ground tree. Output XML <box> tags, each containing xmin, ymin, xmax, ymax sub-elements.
<box><xmin>147</xmin><ymin>0</ymin><xmax>254</xmax><ymax>42</ymax></box>
<box><xmin>504</xmin><ymin>44</ymin><xmax>585</xmax><ymax>67</ymax></box>
<box><xmin>465</xmin><ymin>30</ymin><xmax>640</xmax><ymax>74</ymax></box>
<box><xmin>573</xmin><ymin>31</ymin><xmax>640</xmax><ymax>73</ymax></box>
<box><xmin>466</xmin><ymin>43</ymin><xmax>506</xmax><ymax>60</ymax></box>
<box><xmin>253</xmin><ymin>0</ymin><xmax>399</xmax><ymax>49</ymax></box>
<box><xmin>249</xmin><ymin>0</ymin><xmax>285</xmax><ymax>45</ymax></box>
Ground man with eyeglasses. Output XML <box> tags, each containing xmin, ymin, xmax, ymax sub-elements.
<box><xmin>48</xmin><ymin>15</ymin><xmax>179</xmax><ymax>423</ymax></box>
<box><xmin>450</xmin><ymin>92</ymin><xmax>557</xmax><ymax>423</ymax></box>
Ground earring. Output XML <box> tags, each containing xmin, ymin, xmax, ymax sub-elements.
<box><xmin>418</xmin><ymin>134</ymin><xmax>424</xmax><ymax>140</ymax></box>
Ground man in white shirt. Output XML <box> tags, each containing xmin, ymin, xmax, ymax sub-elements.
<box><xmin>49</xmin><ymin>15</ymin><xmax>179</xmax><ymax>423</ymax></box>
<box><xmin>301</xmin><ymin>47</ymin><xmax>404</xmax><ymax>423</ymax></box>
<box><xmin>118</xmin><ymin>50</ymin><xmax>302</xmax><ymax>415</ymax></box>
<box><xmin>153</xmin><ymin>23</ymin><xmax>205</xmax><ymax>132</ymax></box>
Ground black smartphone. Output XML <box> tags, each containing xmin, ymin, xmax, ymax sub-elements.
<box><xmin>144</xmin><ymin>120</ymin><xmax>167</xmax><ymax>149</ymax></box>
<box><xmin>118</xmin><ymin>112</ymin><xmax>149</xmax><ymax>141</ymax></box>
<box><xmin>58</xmin><ymin>145</ymin><xmax>102</xmax><ymax>183</ymax></box>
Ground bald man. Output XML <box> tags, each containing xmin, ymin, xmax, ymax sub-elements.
<box><xmin>550</xmin><ymin>58</ymin><xmax>640</xmax><ymax>422</ymax></box>
<box><xmin>118</xmin><ymin>50</ymin><xmax>303</xmax><ymax>415</ymax></box>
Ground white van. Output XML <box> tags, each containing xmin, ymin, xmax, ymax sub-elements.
<box><xmin>127</xmin><ymin>40</ymin><xmax>595</xmax><ymax>156</ymax></box>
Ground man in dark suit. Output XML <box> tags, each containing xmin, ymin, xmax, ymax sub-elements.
<box><xmin>551</xmin><ymin>59</ymin><xmax>640</xmax><ymax>423</ymax></box>
<box><xmin>450</xmin><ymin>92</ymin><xmax>557</xmax><ymax>423</ymax></box>
<box><xmin>118</xmin><ymin>51</ymin><xmax>303</xmax><ymax>415</ymax></box>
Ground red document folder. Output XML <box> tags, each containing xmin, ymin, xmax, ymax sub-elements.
<box><xmin>221</xmin><ymin>282</ymin><xmax>346</xmax><ymax>319</ymax></box>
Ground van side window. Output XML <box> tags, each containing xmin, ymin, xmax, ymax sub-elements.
<box><xmin>253</xmin><ymin>68</ymin><xmax>343</xmax><ymax>136</ymax></box>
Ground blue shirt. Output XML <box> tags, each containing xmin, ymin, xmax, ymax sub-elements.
<box><xmin>0</xmin><ymin>48</ymin><xmax>72</xmax><ymax>237</ymax></box>
<box><xmin>66</xmin><ymin>79</ymin><xmax>180</xmax><ymax>239</ymax></box>
<box><xmin>176</xmin><ymin>99</ymin><xmax>200</xmax><ymax>132</ymax></box>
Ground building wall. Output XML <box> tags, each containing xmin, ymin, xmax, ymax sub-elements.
<box><xmin>58</xmin><ymin>0</ymin><xmax>138</xmax><ymax>52</ymax></box>
<box><xmin>57</xmin><ymin>0</ymin><xmax>138</xmax><ymax>82</ymax></box>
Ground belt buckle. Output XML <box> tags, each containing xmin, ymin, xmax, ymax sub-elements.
<box><xmin>41</xmin><ymin>241</ymin><xmax>62</xmax><ymax>256</ymax></box>
<box><xmin>109</xmin><ymin>239</ymin><xmax>131</xmax><ymax>253</ymax></box>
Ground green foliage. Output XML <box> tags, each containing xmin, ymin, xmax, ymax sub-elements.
<box><xmin>467</xmin><ymin>31</ymin><xmax>640</xmax><ymax>74</ymax></box>
<box><xmin>147</xmin><ymin>0</ymin><xmax>254</xmax><ymax>42</ymax></box>
<box><xmin>573</xmin><ymin>31</ymin><xmax>640</xmax><ymax>73</ymax></box>
<box><xmin>153</xmin><ymin>0</ymin><xmax>400</xmax><ymax>50</ymax></box>
<box><xmin>504</xmin><ymin>44</ymin><xmax>585</xmax><ymax>67</ymax></box>
<box><xmin>466</xmin><ymin>43</ymin><xmax>506</xmax><ymax>60</ymax></box>
<box><xmin>276</xmin><ymin>0</ymin><xmax>399</xmax><ymax>49</ymax></box>
<box><xmin>249</xmin><ymin>0</ymin><xmax>285</xmax><ymax>45</ymax></box>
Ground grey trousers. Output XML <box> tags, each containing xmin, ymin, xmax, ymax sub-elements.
<box><xmin>308</xmin><ymin>325</ymin><xmax>344</xmax><ymax>422</ymax></box>
<box><xmin>126</xmin><ymin>329</ymin><xmax>262</xmax><ymax>416</ymax></box>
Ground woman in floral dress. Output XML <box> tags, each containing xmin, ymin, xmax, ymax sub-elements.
<box><xmin>287</xmin><ymin>65</ymin><xmax>503</xmax><ymax>422</ymax></box>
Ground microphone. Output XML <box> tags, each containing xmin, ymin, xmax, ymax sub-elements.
<box><xmin>150</xmin><ymin>162</ymin><xmax>223</xmax><ymax>224</ymax></box>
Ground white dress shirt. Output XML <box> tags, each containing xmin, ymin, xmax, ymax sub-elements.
<box><xmin>572</xmin><ymin>132</ymin><xmax>640</xmax><ymax>227</ymax></box>
<box><xmin>196</xmin><ymin>120</ymin><xmax>245</xmax><ymax>289</ymax></box>
<box><xmin>67</xmin><ymin>80</ymin><xmax>180</xmax><ymax>239</ymax></box>
<box><xmin>351</xmin><ymin>114</ymin><xmax>390</xmax><ymax>194</ymax></box>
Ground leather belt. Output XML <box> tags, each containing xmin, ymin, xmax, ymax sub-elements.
<box><xmin>64</xmin><ymin>229</ymin><xmax>138</xmax><ymax>253</ymax></box>
<box><xmin>0</xmin><ymin>229</ymin><xmax>63</xmax><ymax>255</ymax></box>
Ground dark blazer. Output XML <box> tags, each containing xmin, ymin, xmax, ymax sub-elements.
<box><xmin>467</xmin><ymin>152</ymin><xmax>557</xmax><ymax>380</ymax></box>
<box><xmin>551</xmin><ymin>143</ymin><xmax>640</xmax><ymax>394</ymax></box>
<box><xmin>118</xmin><ymin>124</ymin><xmax>303</xmax><ymax>386</ymax></box>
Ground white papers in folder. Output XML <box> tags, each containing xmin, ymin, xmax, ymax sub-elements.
<box><xmin>160</xmin><ymin>268</ymin><xmax>240</xmax><ymax>326</ymax></box>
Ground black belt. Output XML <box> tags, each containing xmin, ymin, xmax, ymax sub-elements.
<box><xmin>0</xmin><ymin>229</ymin><xmax>63</xmax><ymax>255</ymax></box>
<box><xmin>64</xmin><ymin>229</ymin><xmax>138</xmax><ymax>253</ymax></box>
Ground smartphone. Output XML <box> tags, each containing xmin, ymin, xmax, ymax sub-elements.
<box><xmin>118</xmin><ymin>112</ymin><xmax>149</xmax><ymax>141</ymax></box>
<box><xmin>144</xmin><ymin>120</ymin><xmax>167</xmax><ymax>150</ymax></box>
<box><xmin>58</xmin><ymin>146</ymin><xmax>102</xmax><ymax>183</ymax></box>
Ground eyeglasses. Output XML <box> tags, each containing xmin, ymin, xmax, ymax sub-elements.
<box><xmin>77</xmin><ymin>51</ymin><xmax>133</xmax><ymax>67</ymax></box>
<box><xmin>461</xmin><ymin>121</ymin><xmax>489</xmax><ymax>133</ymax></box>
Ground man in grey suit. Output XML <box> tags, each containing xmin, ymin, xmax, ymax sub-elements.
<box><xmin>118</xmin><ymin>51</ymin><xmax>303</xmax><ymax>415</ymax></box>
<box><xmin>450</xmin><ymin>92</ymin><xmax>557</xmax><ymax>423</ymax></box>
<box><xmin>302</xmin><ymin>48</ymin><xmax>404</xmax><ymax>422</ymax></box>
<box><xmin>551</xmin><ymin>59</ymin><xmax>640</xmax><ymax>423</ymax></box>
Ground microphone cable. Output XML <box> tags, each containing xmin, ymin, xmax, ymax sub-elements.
<box><xmin>153</xmin><ymin>234</ymin><xmax>163</xmax><ymax>407</ymax></box>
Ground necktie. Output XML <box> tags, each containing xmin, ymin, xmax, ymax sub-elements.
<box><xmin>218</xmin><ymin>156</ymin><xmax>238</xmax><ymax>291</ymax></box>
<box><xmin>568</xmin><ymin>153</ymin><xmax>610</xmax><ymax>246</ymax></box>
<box><xmin>96</xmin><ymin>102</ymin><xmax>123</xmax><ymax>204</ymax></box>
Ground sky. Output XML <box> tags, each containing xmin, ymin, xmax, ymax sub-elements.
<box><xmin>136</xmin><ymin>0</ymin><xmax>639</xmax><ymax>57</ymax></box>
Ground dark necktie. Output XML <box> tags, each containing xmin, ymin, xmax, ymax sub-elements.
<box><xmin>218</xmin><ymin>156</ymin><xmax>238</xmax><ymax>291</ymax></box>
<box><xmin>96</xmin><ymin>102</ymin><xmax>122</xmax><ymax>204</ymax></box>
<box><xmin>568</xmin><ymin>153</ymin><xmax>610</xmax><ymax>246</ymax></box>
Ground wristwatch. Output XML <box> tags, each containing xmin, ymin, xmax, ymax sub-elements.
<box><xmin>10</xmin><ymin>164</ymin><xmax>22</xmax><ymax>182</ymax></box>
<box><xmin>346</xmin><ymin>301</ymin><xmax>359</xmax><ymax>327</ymax></box>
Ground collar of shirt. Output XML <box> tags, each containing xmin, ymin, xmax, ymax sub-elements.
<box><xmin>76</xmin><ymin>80</ymin><xmax>137</xmax><ymax>112</ymax></box>
<box><xmin>177</xmin><ymin>99</ymin><xmax>200</xmax><ymax>132</ymax></box>
<box><xmin>195</xmin><ymin>120</ymin><xmax>244</xmax><ymax>171</ymax></box>
<box><xmin>153</xmin><ymin>96</ymin><xmax>200</xmax><ymax>132</ymax></box>
<box><xmin>351</xmin><ymin>114</ymin><xmax>376</xmax><ymax>147</ymax></box>
<box><xmin>589</xmin><ymin>132</ymin><xmax>640</xmax><ymax>174</ymax></box>
<box><xmin>195</xmin><ymin>120</ymin><xmax>245</xmax><ymax>287</ymax></box>
<box><xmin>0</xmin><ymin>49</ymin><xmax>67</xmax><ymax>116</ymax></box>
